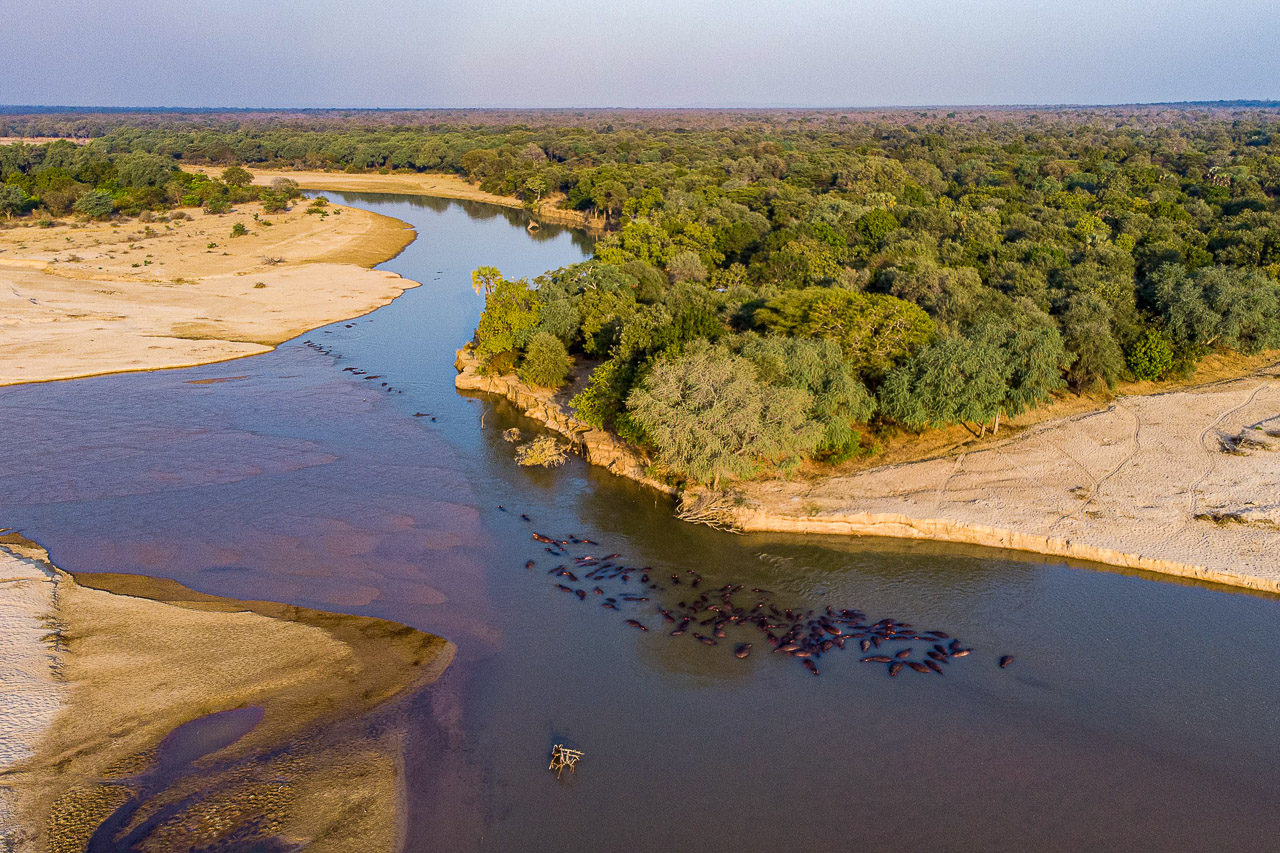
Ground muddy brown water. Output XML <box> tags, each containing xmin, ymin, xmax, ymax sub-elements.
<box><xmin>3</xmin><ymin>192</ymin><xmax>1278</xmax><ymax>851</ymax></box>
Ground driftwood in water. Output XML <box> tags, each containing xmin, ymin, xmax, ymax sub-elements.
<box><xmin>548</xmin><ymin>744</ymin><xmax>584</xmax><ymax>778</ymax></box>
<box><xmin>677</xmin><ymin>490</ymin><xmax>744</xmax><ymax>533</ymax></box>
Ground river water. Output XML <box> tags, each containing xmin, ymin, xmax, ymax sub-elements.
<box><xmin>3</xmin><ymin>193</ymin><xmax>1278</xmax><ymax>852</ymax></box>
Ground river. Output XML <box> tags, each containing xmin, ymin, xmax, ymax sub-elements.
<box><xmin>2</xmin><ymin>192</ymin><xmax>1278</xmax><ymax>851</ymax></box>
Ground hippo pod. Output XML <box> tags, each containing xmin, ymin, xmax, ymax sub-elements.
<box><xmin>518</xmin><ymin>522</ymin><xmax>991</xmax><ymax>684</ymax></box>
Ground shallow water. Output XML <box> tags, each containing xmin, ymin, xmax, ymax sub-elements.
<box><xmin>4</xmin><ymin>193</ymin><xmax>1278</xmax><ymax>851</ymax></box>
<box><xmin>87</xmin><ymin>707</ymin><xmax>264</xmax><ymax>853</ymax></box>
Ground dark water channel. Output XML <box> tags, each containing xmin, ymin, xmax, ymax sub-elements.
<box><xmin>87</xmin><ymin>707</ymin><xmax>265</xmax><ymax>853</ymax></box>
<box><xmin>3</xmin><ymin>192</ymin><xmax>1278</xmax><ymax>851</ymax></box>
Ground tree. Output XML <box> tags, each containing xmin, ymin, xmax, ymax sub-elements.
<box><xmin>753</xmin><ymin>287</ymin><xmax>934</xmax><ymax>380</ymax></box>
<box><xmin>221</xmin><ymin>164</ymin><xmax>253</xmax><ymax>188</ymax></box>
<box><xmin>1149</xmin><ymin>264</ymin><xmax>1280</xmax><ymax>356</ymax></box>
<box><xmin>474</xmin><ymin>275</ymin><xmax>540</xmax><ymax>358</ymax></box>
<box><xmin>667</xmin><ymin>250</ymin><xmax>708</xmax><ymax>283</ymax></box>
<box><xmin>760</xmin><ymin>238</ymin><xmax>844</xmax><ymax>288</ymax></box>
<box><xmin>855</xmin><ymin>208</ymin><xmax>899</xmax><ymax>245</ymax></box>
<box><xmin>878</xmin><ymin>334</ymin><xmax>1009</xmax><ymax>431</ymax></box>
<box><xmin>472</xmin><ymin>265</ymin><xmax>504</xmax><ymax>297</ymax></box>
<box><xmin>523</xmin><ymin>174</ymin><xmax>549</xmax><ymax>205</ymax></box>
<box><xmin>576</xmin><ymin>274</ymin><xmax>639</xmax><ymax>356</ymax></box>
<box><xmin>72</xmin><ymin>190</ymin><xmax>114</xmax><ymax>219</ymax></box>
<box><xmin>0</xmin><ymin>184</ymin><xmax>26</xmax><ymax>219</ymax></box>
<box><xmin>880</xmin><ymin>259</ymin><xmax>986</xmax><ymax>323</ymax></box>
<box><xmin>1073</xmin><ymin>212</ymin><xmax>1111</xmax><ymax>247</ymax></box>
<box><xmin>971</xmin><ymin>303</ymin><xmax>1068</xmax><ymax>418</ymax></box>
<box><xmin>1060</xmin><ymin>293</ymin><xmax>1125</xmax><ymax>388</ymax></box>
<box><xmin>620</xmin><ymin>259</ymin><xmax>666</xmax><ymax>302</ymax></box>
<box><xmin>627</xmin><ymin>344</ymin><xmax>820</xmax><ymax>487</ymax></box>
<box><xmin>739</xmin><ymin>335</ymin><xmax>875</xmax><ymax>458</ymax></box>
<box><xmin>115</xmin><ymin>152</ymin><xmax>174</xmax><ymax>189</ymax></box>
<box><xmin>591</xmin><ymin>180</ymin><xmax>627</xmax><ymax>221</ymax></box>
<box><xmin>519</xmin><ymin>332</ymin><xmax>573</xmax><ymax>389</ymax></box>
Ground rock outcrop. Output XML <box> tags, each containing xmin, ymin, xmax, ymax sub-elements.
<box><xmin>454</xmin><ymin>346</ymin><xmax>675</xmax><ymax>495</ymax></box>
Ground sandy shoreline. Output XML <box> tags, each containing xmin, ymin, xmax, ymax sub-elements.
<box><xmin>731</xmin><ymin>364</ymin><xmax>1280</xmax><ymax>594</ymax></box>
<box><xmin>456</xmin><ymin>349</ymin><xmax>1280</xmax><ymax>595</ymax></box>
<box><xmin>0</xmin><ymin>198</ymin><xmax>416</xmax><ymax>386</ymax></box>
<box><xmin>196</xmin><ymin>166</ymin><xmax>604</xmax><ymax>231</ymax></box>
<box><xmin>0</xmin><ymin>533</ymin><xmax>453</xmax><ymax>853</ymax></box>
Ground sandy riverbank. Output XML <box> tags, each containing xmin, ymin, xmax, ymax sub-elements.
<box><xmin>0</xmin><ymin>198</ymin><xmax>416</xmax><ymax>386</ymax></box>
<box><xmin>0</xmin><ymin>532</ymin><xmax>453</xmax><ymax>853</ymax></box>
<box><xmin>730</xmin><ymin>363</ymin><xmax>1280</xmax><ymax>593</ymax></box>
<box><xmin>457</xmin><ymin>348</ymin><xmax>1280</xmax><ymax>594</ymax></box>
<box><xmin>195</xmin><ymin>166</ymin><xmax>604</xmax><ymax>231</ymax></box>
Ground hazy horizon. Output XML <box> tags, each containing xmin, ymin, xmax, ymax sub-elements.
<box><xmin>2</xmin><ymin>0</ymin><xmax>1277</xmax><ymax>109</ymax></box>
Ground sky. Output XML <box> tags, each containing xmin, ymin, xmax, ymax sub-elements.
<box><xmin>2</xmin><ymin>0</ymin><xmax>1277</xmax><ymax>109</ymax></box>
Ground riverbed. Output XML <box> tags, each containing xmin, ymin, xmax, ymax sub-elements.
<box><xmin>3</xmin><ymin>192</ymin><xmax>1278</xmax><ymax>851</ymax></box>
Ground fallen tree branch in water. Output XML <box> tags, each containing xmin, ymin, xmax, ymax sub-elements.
<box><xmin>677</xmin><ymin>490</ymin><xmax>744</xmax><ymax>533</ymax></box>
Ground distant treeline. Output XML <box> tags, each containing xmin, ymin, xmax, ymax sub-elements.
<box><xmin>4</xmin><ymin>107</ymin><xmax>1280</xmax><ymax>485</ymax></box>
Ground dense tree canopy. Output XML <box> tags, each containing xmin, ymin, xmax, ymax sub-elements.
<box><xmin>6</xmin><ymin>106</ymin><xmax>1280</xmax><ymax>485</ymax></box>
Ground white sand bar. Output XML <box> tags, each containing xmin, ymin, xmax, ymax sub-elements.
<box><xmin>0</xmin><ymin>542</ymin><xmax>64</xmax><ymax>849</ymax></box>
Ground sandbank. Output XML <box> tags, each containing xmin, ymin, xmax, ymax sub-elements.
<box><xmin>732</xmin><ymin>363</ymin><xmax>1280</xmax><ymax>594</ymax></box>
<box><xmin>192</xmin><ymin>166</ymin><xmax>603</xmax><ymax>231</ymax></box>
<box><xmin>0</xmin><ymin>198</ymin><xmax>416</xmax><ymax>386</ymax></box>
<box><xmin>0</xmin><ymin>532</ymin><xmax>453</xmax><ymax>853</ymax></box>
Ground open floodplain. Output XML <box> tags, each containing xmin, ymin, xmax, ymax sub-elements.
<box><xmin>4</xmin><ymin>193</ymin><xmax>1280</xmax><ymax>851</ymax></box>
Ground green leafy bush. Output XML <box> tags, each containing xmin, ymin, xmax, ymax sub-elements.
<box><xmin>1126</xmin><ymin>328</ymin><xmax>1176</xmax><ymax>380</ymax></box>
<box><xmin>518</xmin><ymin>332</ymin><xmax>573</xmax><ymax>389</ymax></box>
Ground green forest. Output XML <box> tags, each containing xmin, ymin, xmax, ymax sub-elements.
<box><xmin>4</xmin><ymin>107</ymin><xmax>1280</xmax><ymax>486</ymax></box>
<box><xmin>0</xmin><ymin>144</ymin><xmax>301</xmax><ymax>220</ymax></box>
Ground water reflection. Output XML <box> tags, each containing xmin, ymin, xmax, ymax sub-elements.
<box><xmin>319</xmin><ymin>189</ymin><xmax>597</xmax><ymax>251</ymax></box>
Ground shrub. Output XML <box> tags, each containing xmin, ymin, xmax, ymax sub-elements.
<box><xmin>1126</xmin><ymin>328</ymin><xmax>1175</xmax><ymax>380</ymax></box>
<box><xmin>571</xmin><ymin>356</ymin><xmax>636</xmax><ymax>429</ymax></box>
<box><xmin>230</xmin><ymin>222</ymin><xmax>248</xmax><ymax>237</ymax></box>
<box><xmin>73</xmin><ymin>190</ymin><xmax>114</xmax><ymax>220</ymax></box>
<box><xmin>482</xmin><ymin>349</ymin><xmax>519</xmax><ymax>375</ymax></box>
<box><xmin>518</xmin><ymin>332</ymin><xmax>573</xmax><ymax>389</ymax></box>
